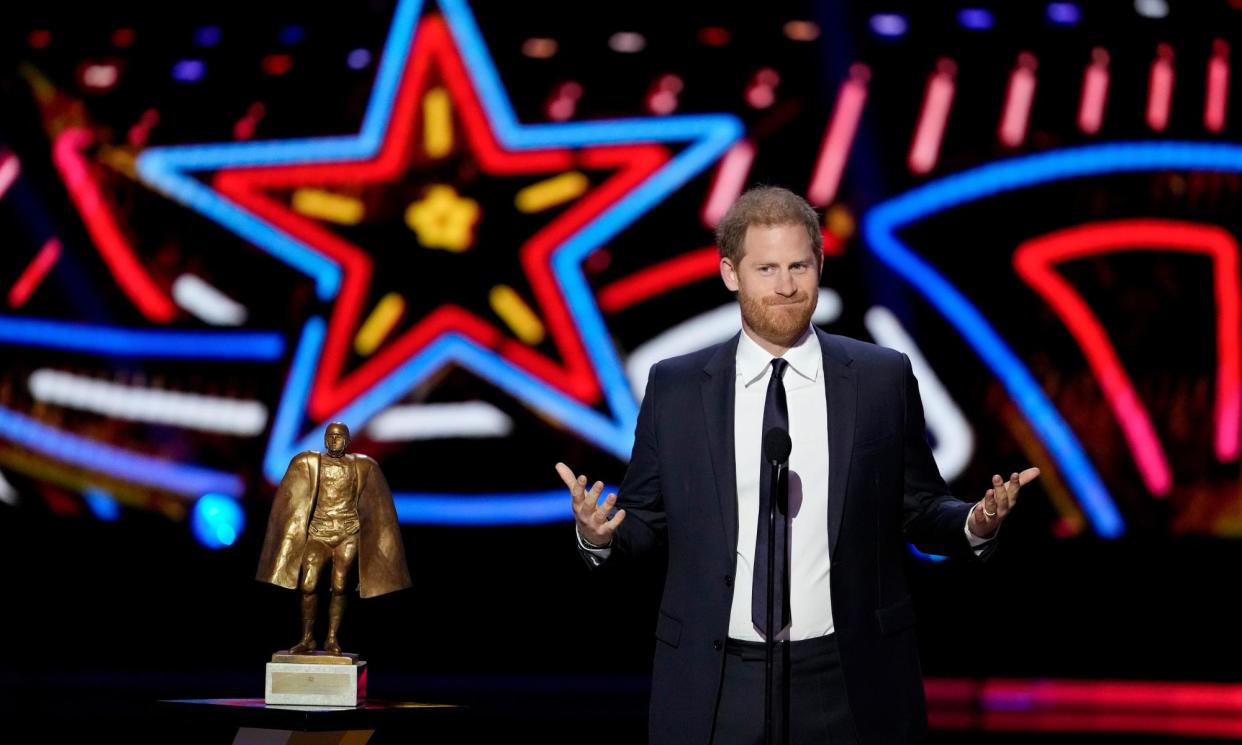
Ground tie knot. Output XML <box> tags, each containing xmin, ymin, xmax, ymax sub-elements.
<box><xmin>770</xmin><ymin>358</ymin><xmax>789</xmax><ymax>381</ymax></box>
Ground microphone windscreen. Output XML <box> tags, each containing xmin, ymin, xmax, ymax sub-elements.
<box><xmin>762</xmin><ymin>427</ymin><xmax>792</xmax><ymax>464</ymax></box>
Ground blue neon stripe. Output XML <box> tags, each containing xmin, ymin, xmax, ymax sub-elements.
<box><xmin>395</xmin><ymin>491</ymin><xmax>569</xmax><ymax>525</ymax></box>
<box><xmin>263</xmin><ymin>316</ymin><xmax>326</xmax><ymax>482</ymax></box>
<box><xmin>277</xmin><ymin>335</ymin><xmax>635</xmax><ymax>463</ymax></box>
<box><xmin>862</xmin><ymin>141</ymin><xmax>1242</xmax><ymax>538</ymax></box>
<box><xmin>0</xmin><ymin>316</ymin><xmax>284</xmax><ymax>360</ymax></box>
<box><xmin>359</xmin><ymin>0</ymin><xmax>423</xmax><ymax>145</ymax></box>
<box><xmin>0</xmin><ymin>407</ymin><xmax>243</xmax><ymax>496</ymax></box>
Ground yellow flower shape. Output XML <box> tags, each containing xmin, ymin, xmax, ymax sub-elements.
<box><xmin>404</xmin><ymin>184</ymin><xmax>480</xmax><ymax>252</ymax></box>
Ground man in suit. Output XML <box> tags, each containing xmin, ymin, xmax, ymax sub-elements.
<box><xmin>556</xmin><ymin>186</ymin><xmax>1037</xmax><ymax>744</ymax></box>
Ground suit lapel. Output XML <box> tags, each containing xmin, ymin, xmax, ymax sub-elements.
<box><xmin>702</xmin><ymin>334</ymin><xmax>741</xmax><ymax>568</ymax></box>
<box><xmin>818</xmin><ymin>329</ymin><xmax>856</xmax><ymax>561</ymax></box>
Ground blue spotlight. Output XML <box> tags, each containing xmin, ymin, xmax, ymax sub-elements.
<box><xmin>192</xmin><ymin>493</ymin><xmax>245</xmax><ymax>549</ymax></box>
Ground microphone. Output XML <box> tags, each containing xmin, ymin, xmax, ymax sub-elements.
<box><xmin>763</xmin><ymin>427</ymin><xmax>791</xmax><ymax>466</ymax></box>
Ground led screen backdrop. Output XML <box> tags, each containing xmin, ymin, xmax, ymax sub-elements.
<box><xmin>7</xmin><ymin>0</ymin><xmax>1240</xmax><ymax>541</ymax></box>
<box><xmin>6</xmin><ymin>0</ymin><xmax>1242</xmax><ymax>740</ymax></box>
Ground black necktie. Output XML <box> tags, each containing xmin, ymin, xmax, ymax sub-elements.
<box><xmin>752</xmin><ymin>357</ymin><xmax>790</xmax><ymax>638</ymax></box>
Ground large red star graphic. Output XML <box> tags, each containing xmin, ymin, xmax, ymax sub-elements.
<box><xmin>212</xmin><ymin>15</ymin><xmax>668</xmax><ymax>420</ymax></box>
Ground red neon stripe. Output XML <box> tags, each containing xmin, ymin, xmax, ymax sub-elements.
<box><xmin>700</xmin><ymin>139</ymin><xmax>755</xmax><ymax>228</ymax></box>
<box><xmin>908</xmin><ymin>58</ymin><xmax>956</xmax><ymax>175</ymax></box>
<box><xmin>998</xmin><ymin>53</ymin><xmax>1037</xmax><ymax>147</ymax></box>
<box><xmin>983</xmin><ymin>678</ymin><xmax>1242</xmax><ymax>712</ymax></box>
<box><xmin>597</xmin><ymin>224</ymin><xmax>843</xmax><ymax>314</ymax></box>
<box><xmin>1077</xmin><ymin>49</ymin><xmax>1110</xmax><ymax>135</ymax></box>
<box><xmin>1147</xmin><ymin>44</ymin><xmax>1175</xmax><ymax>132</ymax></box>
<box><xmin>808</xmin><ymin>64</ymin><xmax>869</xmax><ymax>207</ymax></box>
<box><xmin>927</xmin><ymin>677</ymin><xmax>1242</xmax><ymax>737</ymax></box>
<box><xmin>597</xmin><ymin>246</ymin><xmax>720</xmax><ymax>313</ymax></box>
<box><xmin>1205</xmin><ymin>40</ymin><xmax>1230</xmax><ymax>134</ymax></box>
<box><xmin>1014</xmin><ymin>220</ymin><xmax>1242</xmax><ymax>496</ymax></box>
<box><xmin>981</xmin><ymin>710</ymin><xmax>1242</xmax><ymax>738</ymax></box>
<box><xmin>53</xmin><ymin>128</ymin><xmax>177</xmax><ymax>322</ymax></box>
<box><xmin>8</xmin><ymin>237</ymin><xmax>61</xmax><ymax>308</ymax></box>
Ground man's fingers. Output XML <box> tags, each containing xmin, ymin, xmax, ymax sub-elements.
<box><xmin>1017</xmin><ymin>466</ymin><xmax>1040</xmax><ymax>486</ymax></box>
<box><xmin>590</xmin><ymin>492</ymin><xmax>617</xmax><ymax>526</ymax></box>
<box><xmin>588</xmin><ymin>480</ymin><xmax>605</xmax><ymax>502</ymax></box>
<box><xmin>555</xmin><ymin>462</ymin><xmax>579</xmax><ymax>492</ymax></box>
<box><xmin>604</xmin><ymin>508</ymin><xmax>626</xmax><ymax>532</ymax></box>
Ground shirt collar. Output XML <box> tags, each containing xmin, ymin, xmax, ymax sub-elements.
<box><xmin>736</xmin><ymin>325</ymin><xmax>822</xmax><ymax>387</ymax></box>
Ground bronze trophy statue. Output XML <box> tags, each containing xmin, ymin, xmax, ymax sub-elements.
<box><xmin>256</xmin><ymin>422</ymin><xmax>411</xmax><ymax>659</ymax></box>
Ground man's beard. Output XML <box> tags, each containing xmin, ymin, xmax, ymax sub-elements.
<box><xmin>739</xmin><ymin>290</ymin><xmax>816</xmax><ymax>346</ymax></box>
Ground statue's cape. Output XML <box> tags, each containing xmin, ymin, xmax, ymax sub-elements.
<box><xmin>256</xmin><ymin>452</ymin><xmax>411</xmax><ymax>598</ymax></box>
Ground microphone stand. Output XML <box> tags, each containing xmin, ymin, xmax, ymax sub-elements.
<box><xmin>764</xmin><ymin>455</ymin><xmax>789</xmax><ymax>745</ymax></box>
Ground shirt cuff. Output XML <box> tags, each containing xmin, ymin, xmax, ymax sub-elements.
<box><xmin>964</xmin><ymin>503</ymin><xmax>996</xmax><ymax>553</ymax></box>
<box><xmin>576</xmin><ymin>525</ymin><xmax>613</xmax><ymax>560</ymax></box>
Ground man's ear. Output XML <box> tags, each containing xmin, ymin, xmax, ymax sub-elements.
<box><xmin>720</xmin><ymin>257</ymin><xmax>739</xmax><ymax>292</ymax></box>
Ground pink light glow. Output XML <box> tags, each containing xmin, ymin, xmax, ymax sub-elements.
<box><xmin>546</xmin><ymin>81</ymin><xmax>582</xmax><ymax>122</ymax></box>
<box><xmin>1077</xmin><ymin>48</ymin><xmax>1110</xmax><ymax>135</ymax></box>
<box><xmin>8</xmin><ymin>237</ymin><xmax>61</xmax><ymax>308</ymax></box>
<box><xmin>0</xmin><ymin>151</ymin><xmax>19</xmax><ymax>200</ymax></box>
<box><xmin>1205</xmin><ymin>40</ymin><xmax>1230</xmax><ymax>133</ymax></box>
<box><xmin>908</xmin><ymin>58</ymin><xmax>956</xmax><ymax>175</ymax></box>
<box><xmin>998</xmin><ymin>53</ymin><xmax>1037</xmax><ymax>147</ymax></box>
<box><xmin>808</xmin><ymin>64</ymin><xmax>869</xmax><ymax>206</ymax></box>
<box><xmin>700</xmin><ymin>139</ymin><xmax>756</xmax><ymax>228</ymax></box>
<box><xmin>126</xmin><ymin>108</ymin><xmax>160</xmax><ymax>148</ymax></box>
<box><xmin>1146</xmin><ymin>43</ymin><xmax>1175</xmax><ymax>132</ymax></box>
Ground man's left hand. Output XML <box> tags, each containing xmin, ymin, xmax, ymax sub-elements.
<box><xmin>969</xmin><ymin>467</ymin><xmax>1040</xmax><ymax>539</ymax></box>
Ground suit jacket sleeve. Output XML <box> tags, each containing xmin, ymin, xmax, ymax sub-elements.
<box><xmin>577</xmin><ymin>363</ymin><xmax>667</xmax><ymax>568</ymax></box>
<box><xmin>899</xmin><ymin>352</ymin><xmax>995</xmax><ymax>561</ymax></box>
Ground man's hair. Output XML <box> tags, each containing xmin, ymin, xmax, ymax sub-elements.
<box><xmin>715</xmin><ymin>186</ymin><xmax>822</xmax><ymax>267</ymax></box>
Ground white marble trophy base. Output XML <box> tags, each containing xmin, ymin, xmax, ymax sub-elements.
<box><xmin>264</xmin><ymin>660</ymin><xmax>367</xmax><ymax>706</ymax></box>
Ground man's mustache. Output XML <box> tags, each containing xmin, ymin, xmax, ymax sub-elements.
<box><xmin>762</xmin><ymin>294</ymin><xmax>811</xmax><ymax>306</ymax></box>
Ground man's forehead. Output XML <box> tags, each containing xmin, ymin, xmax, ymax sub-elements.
<box><xmin>742</xmin><ymin>223</ymin><xmax>815</xmax><ymax>252</ymax></box>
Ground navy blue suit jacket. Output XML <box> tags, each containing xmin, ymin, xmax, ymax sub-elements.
<box><xmin>586</xmin><ymin>328</ymin><xmax>991</xmax><ymax>744</ymax></box>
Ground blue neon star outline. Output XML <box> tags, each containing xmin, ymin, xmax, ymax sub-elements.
<box><xmin>862</xmin><ymin>140</ymin><xmax>1242</xmax><ymax>539</ymax></box>
<box><xmin>137</xmin><ymin>0</ymin><xmax>743</xmax><ymax>524</ymax></box>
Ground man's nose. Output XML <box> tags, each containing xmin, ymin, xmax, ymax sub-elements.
<box><xmin>775</xmin><ymin>270</ymin><xmax>797</xmax><ymax>295</ymax></box>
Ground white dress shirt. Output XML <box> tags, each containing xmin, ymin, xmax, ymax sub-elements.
<box><xmin>578</xmin><ymin>326</ymin><xmax>992</xmax><ymax>641</ymax></box>
<box><xmin>731</xmin><ymin>326</ymin><xmax>831</xmax><ymax>641</ymax></box>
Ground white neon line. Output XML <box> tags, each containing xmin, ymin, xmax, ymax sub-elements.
<box><xmin>1078</xmin><ymin>49</ymin><xmax>1110</xmax><ymax>135</ymax></box>
<box><xmin>908</xmin><ymin>59</ymin><xmax>957</xmax><ymax>175</ymax></box>
<box><xmin>808</xmin><ymin>64</ymin><xmax>869</xmax><ymax>207</ymax></box>
<box><xmin>864</xmin><ymin>306</ymin><xmax>975</xmax><ymax>481</ymax></box>
<box><xmin>366</xmin><ymin>401</ymin><xmax>514</xmax><ymax>441</ymax></box>
<box><xmin>627</xmin><ymin>289</ymin><xmax>842</xmax><ymax>397</ymax></box>
<box><xmin>1205</xmin><ymin>43</ymin><xmax>1229</xmax><ymax>134</ymax></box>
<box><xmin>172</xmin><ymin>274</ymin><xmax>248</xmax><ymax>326</ymax></box>
<box><xmin>0</xmin><ymin>469</ymin><xmax>16</xmax><ymax>506</ymax></box>
<box><xmin>1147</xmin><ymin>44</ymin><xmax>1175</xmax><ymax>133</ymax></box>
<box><xmin>0</xmin><ymin>152</ymin><xmax>19</xmax><ymax>201</ymax></box>
<box><xmin>28</xmin><ymin>369</ymin><xmax>268</xmax><ymax>435</ymax></box>
<box><xmin>998</xmin><ymin>54</ymin><xmax>1038</xmax><ymax>147</ymax></box>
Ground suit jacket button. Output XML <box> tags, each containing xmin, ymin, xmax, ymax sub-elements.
<box><xmin>713</xmin><ymin>640</ymin><xmax>723</xmax><ymax>651</ymax></box>
<box><xmin>724</xmin><ymin>575</ymin><xmax>733</xmax><ymax>587</ymax></box>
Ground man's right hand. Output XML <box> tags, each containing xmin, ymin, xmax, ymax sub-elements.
<box><xmin>556</xmin><ymin>462</ymin><xmax>626</xmax><ymax>548</ymax></box>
